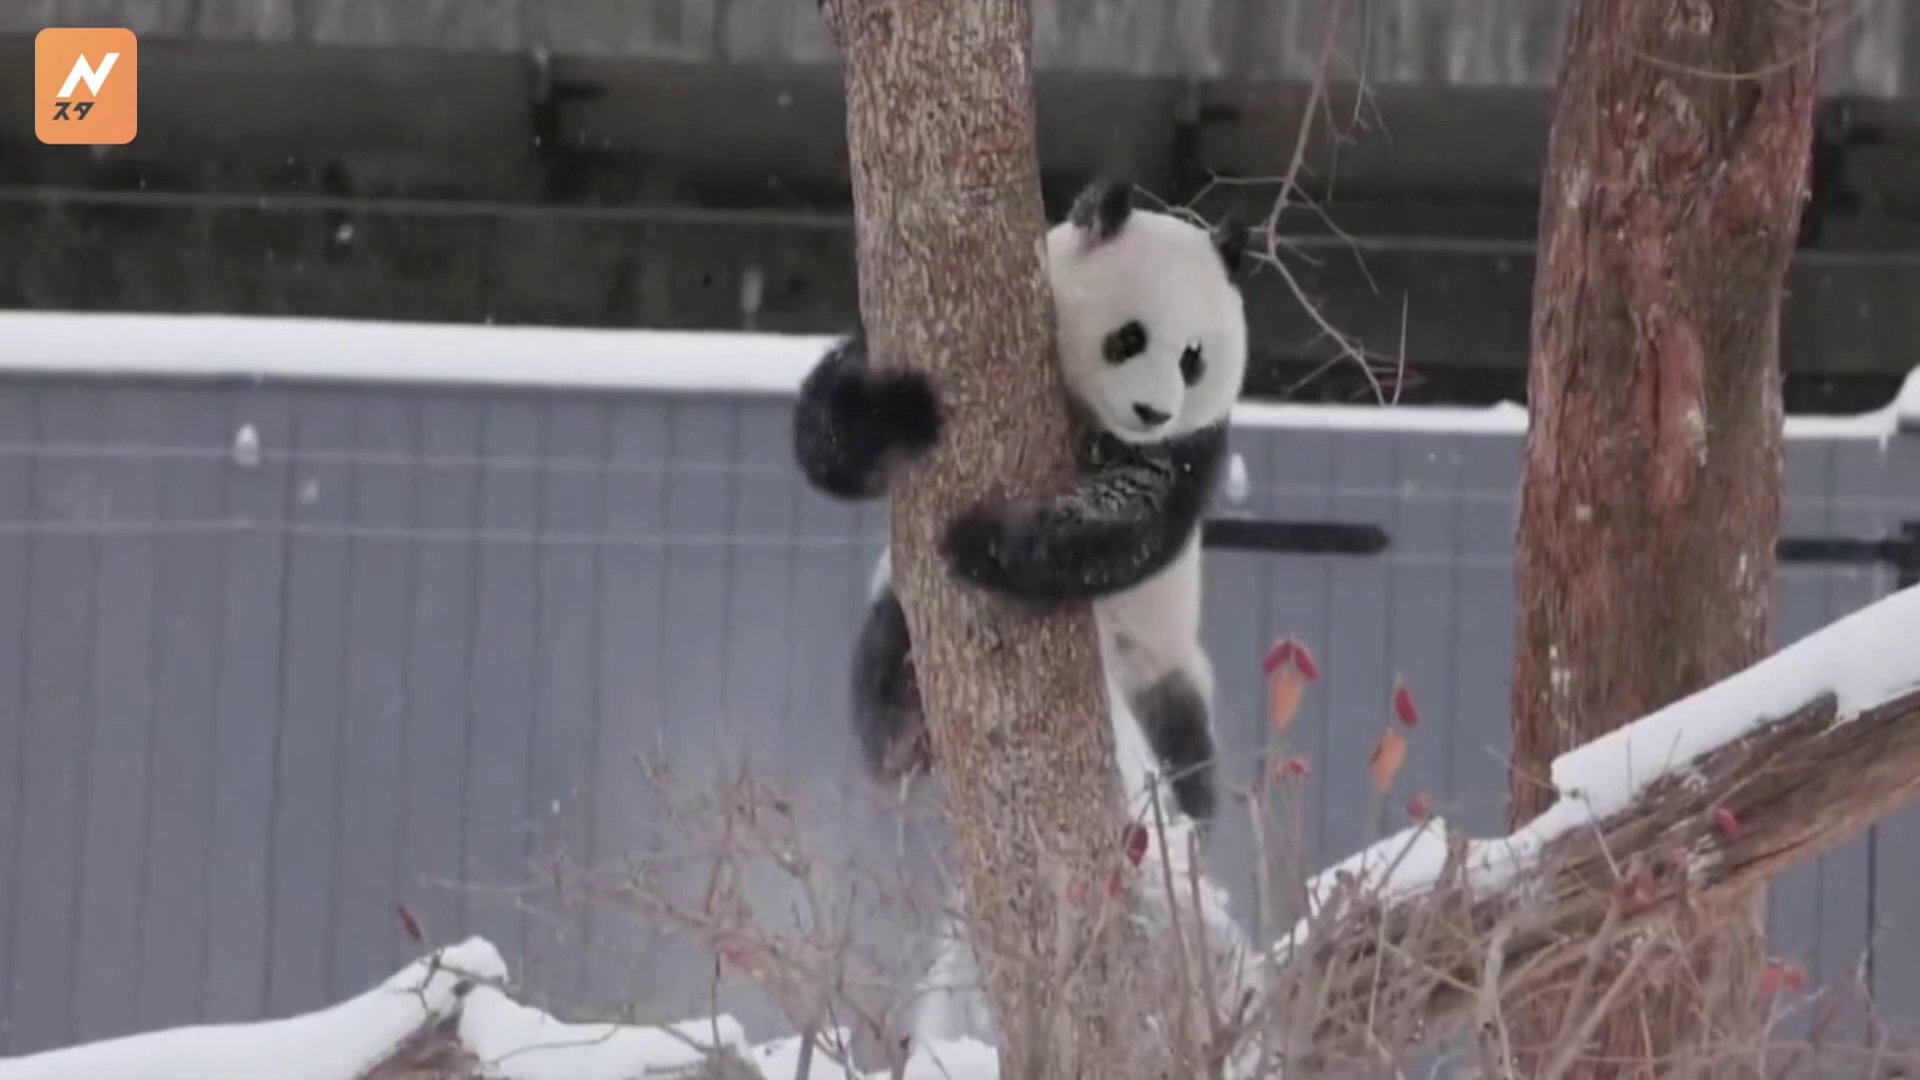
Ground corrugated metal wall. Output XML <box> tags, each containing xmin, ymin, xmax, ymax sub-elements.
<box><xmin>0</xmin><ymin>377</ymin><xmax>1915</xmax><ymax>1056</ymax></box>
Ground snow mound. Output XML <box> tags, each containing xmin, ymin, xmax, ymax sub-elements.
<box><xmin>0</xmin><ymin>938</ymin><xmax>505</xmax><ymax>1080</ymax></box>
<box><xmin>457</xmin><ymin>987</ymin><xmax>754</xmax><ymax>1078</ymax></box>
<box><xmin>0</xmin><ymin>935</ymin><xmax>1001</xmax><ymax>1080</ymax></box>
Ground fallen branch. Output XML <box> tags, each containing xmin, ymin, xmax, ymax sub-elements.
<box><xmin>1264</xmin><ymin>584</ymin><xmax>1920</xmax><ymax>1070</ymax></box>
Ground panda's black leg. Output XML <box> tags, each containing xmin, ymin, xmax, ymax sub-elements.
<box><xmin>851</xmin><ymin>586</ymin><xmax>931</xmax><ymax>782</ymax></box>
<box><xmin>1129</xmin><ymin>670</ymin><xmax>1217</xmax><ymax>825</ymax></box>
<box><xmin>793</xmin><ymin>335</ymin><xmax>944</xmax><ymax>500</ymax></box>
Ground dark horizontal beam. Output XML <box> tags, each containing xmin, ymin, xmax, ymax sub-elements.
<box><xmin>1201</xmin><ymin>519</ymin><xmax>1390</xmax><ymax>556</ymax></box>
<box><xmin>1781</xmin><ymin>525</ymin><xmax>1920</xmax><ymax>588</ymax></box>
<box><xmin>1200</xmin><ymin>524</ymin><xmax>1920</xmax><ymax>582</ymax></box>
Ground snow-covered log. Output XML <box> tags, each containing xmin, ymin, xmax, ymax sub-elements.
<box><xmin>0</xmin><ymin>940</ymin><xmax>506</xmax><ymax>1080</ymax></box>
<box><xmin>1262</xmin><ymin>583</ymin><xmax>1920</xmax><ymax>1064</ymax></box>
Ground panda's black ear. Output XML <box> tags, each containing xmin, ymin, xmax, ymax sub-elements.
<box><xmin>1212</xmin><ymin>214</ymin><xmax>1247</xmax><ymax>276</ymax></box>
<box><xmin>1068</xmin><ymin>178</ymin><xmax>1133</xmax><ymax>246</ymax></box>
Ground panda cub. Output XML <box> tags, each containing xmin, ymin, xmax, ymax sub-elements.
<box><xmin>791</xmin><ymin>178</ymin><xmax>1248</xmax><ymax>824</ymax></box>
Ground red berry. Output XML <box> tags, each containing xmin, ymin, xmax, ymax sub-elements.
<box><xmin>1761</xmin><ymin>958</ymin><xmax>1806</xmax><ymax>996</ymax></box>
<box><xmin>1292</xmin><ymin>642</ymin><xmax>1321</xmax><ymax>681</ymax></box>
<box><xmin>1712</xmin><ymin>806</ymin><xmax>1741</xmax><ymax>838</ymax></box>
<box><xmin>1392</xmin><ymin>680</ymin><xmax>1421</xmax><ymax>729</ymax></box>
<box><xmin>396</xmin><ymin>904</ymin><xmax>425</xmax><ymax>945</ymax></box>
<box><xmin>1262</xmin><ymin>637</ymin><xmax>1295</xmax><ymax>675</ymax></box>
<box><xmin>1122</xmin><ymin>823</ymin><xmax>1149</xmax><ymax>867</ymax></box>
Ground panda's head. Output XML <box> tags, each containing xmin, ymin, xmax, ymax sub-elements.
<box><xmin>1046</xmin><ymin>180</ymin><xmax>1248</xmax><ymax>444</ymax></box>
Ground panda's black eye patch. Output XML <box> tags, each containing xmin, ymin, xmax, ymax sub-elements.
<box><xmin>1103</xmin><ymin>321</ymin><xmax>1148</xmax><ymax>365</ymax></box>
<box><xmin>1179</xmin><ymin>344</ymin><xmax>1205</xmax><ymax>386</ymax></box>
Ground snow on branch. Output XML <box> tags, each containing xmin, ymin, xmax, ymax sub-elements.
<box><xmin>1258</xmin><ymin>583</ymin><xmax>1920</xmax><ymax>1065</ymax></box>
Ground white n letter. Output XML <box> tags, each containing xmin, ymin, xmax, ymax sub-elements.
<box><xmin>56</xmin><ymin>52</ymin><xmax>118</xmax><ymax>98</ymax></box>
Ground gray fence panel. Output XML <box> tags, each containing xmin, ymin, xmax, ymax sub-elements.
<box><xmin>330</xmin><ymin>396</ymin><xmax>419</xmax><ymax>1004</ymax></box>
<box><xmin>1812</xmin><ymin>438</ymin><xmax>1893</xmax><ymax>1037</ymax></box>
<box><xmin>202</xmin><ymin>389</ymin><xmax>294</xmax><ymax>1023</ymax></box>
<box><xmin>265</xmin><ymin>392</ymin><xmax>358</xmax><ymax>1017</ymax></box>
<box><xmin>585</xmin><ymin>398</ymin><xmax>673</xmax><ymax>1008</ymax></box>
<box><xmin>0</xmin><ymin>389</ymin><xmax>32</xmax><ymax>1048</ymax></box>
<box><xmin>1319</xmin><ymin>433</ymin><xmax>1397</xmax><ymax>864</ymax></box>
<box><xmin>1442</xmin><ymin>434</ymin><xmax>1523</xmax><ymax>836</ymax></box>
<box><xmin>525</xmin><ymin>398</ymin><xmax>608</xmax><ymax>1002</ymax></box>
<box><xmin>132</xmin><ymin>390</ymin><xmax>230</xmax><ymax>1033</ymax></box>
<box><xmin>1874</xmin><ymin>427</ymin><xmax>1920</xmax><ymax>1021</ymax></box>
<box><xmin>397</xmin><ymin>399</ymin><xmax>485</xmax><ymax>987</ymax></box>
<box><xmin>1251</xmin><ymin>426</ymin><xmax>1339</xmax><ymax>874</ymax></box>
<box><xmin>463</xmin><ymin>399</ymin><xmax>545</xmax><ymax>980</ymax></box>
<box><xmin>12</xmin><ymin>388</ymin><xmax>105</xmax><ymax>1051</ymax></box>
<box><xmin>72</xmin><ymin>389</ymin><xmax>163</xmax><ymax>1041</ymax></box>
<box><xmin>0</xmin><ymin>376</ymin><xmax>1913</xmax><ymax>1056</ymax></box>
<box><xmin>1385</xmin><ymin>433</ymin><xmax>1464</xmax><ymax>836</ymax></box>
<box><xmin>1766</xmin><ymin>443</ymin><xmax>1836</xmax><ymax>1044</ymax></box>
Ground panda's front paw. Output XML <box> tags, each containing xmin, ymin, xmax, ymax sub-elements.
<box><xmin>867</xmin><ymin>371</ymin><xmax>942</xmax><ymax>454</ymax></box>
<box><xmin>940</xmin><ymin>502</ymin><xmax>1046</xmax><ymax>597</ymax></box>
<box><xmin>939</xmin><ymin>504</ymin><xmax>1011</xmax><ymax>589</ymax></box>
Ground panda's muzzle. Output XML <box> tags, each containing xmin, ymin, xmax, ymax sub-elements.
<box><xmin>1132</xmin><ymin>403</ymin><xmax>1172</xmax><ymax>426</ymax></box>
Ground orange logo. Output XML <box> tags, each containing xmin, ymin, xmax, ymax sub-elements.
<box><xmin>35</xmin><ymin>28</ymin><xmax>138</xmax><ymax>145</ymax></box>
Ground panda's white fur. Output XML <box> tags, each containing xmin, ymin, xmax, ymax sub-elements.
<box><xmin>1048</xmin><ymin>206</ymin><xmax>1249</xmax><ymax>448</ymax></box>
<box><xmin>792</xmin><ymin>178</ymin><xmax>1247</xmax><ymax>825</ymax></box>
<box><xmin>1046</xmin><ymin>201</ymin><xmax>1244</xmax><ymax>816</ymax></box>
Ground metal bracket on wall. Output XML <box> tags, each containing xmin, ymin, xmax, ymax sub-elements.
<box><xmin>525</xmin><ymin>47</ymin><xmax>609</xmax><ymax>203</ymax></box>
<box><xmin>1202</xmin><ymin>521</ymin><xmax>1920</xmax><ymax>580</ymax></box>
<box><xmin>1201</xmin><ymin>518</ymin><xmax>1389</xmax><ymax>556</ymax></box>
<box><xmin>1777</xmin><ymin>522</ymin><xmax>1920</xmax><ymax>589</ymax></box>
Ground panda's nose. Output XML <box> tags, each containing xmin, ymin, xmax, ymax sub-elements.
<box><xmin>1133</xmin><ymin>403</ymin><xmax>1171</xmax><ymax>426</ymax></box>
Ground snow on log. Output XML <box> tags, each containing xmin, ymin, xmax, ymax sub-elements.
<box><xmin>455</xmin><ymin>986</ymin><xmax>755</xmax><ymax>1078</ymax></box>
<box><xmin>1264</xmin><ymin>583</ymin><xmax>1920</xmax><ymax>1061</ymax></box>
<box><xmin>0</xmin><ymin>938</ymin><xmax>1002</xmax><ymax>1080</ymax></box>
<box><xmin>0</xmin><ymin>939</ymin><xmax>506</xmax><ymax>1080</ymax></box>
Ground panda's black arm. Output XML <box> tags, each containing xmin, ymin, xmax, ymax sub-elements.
<box><xmin>790</xmin><ymin>333</ymin><xmax>944</xmax><ymax>500</ymax></box>
<box><xmin>939</xmin><ymin>423</ymin><xmax>1228</xmax><ymax>603</ymax></box>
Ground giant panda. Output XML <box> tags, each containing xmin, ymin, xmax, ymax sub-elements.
<box><xmin>791</xmin><ymin>178</ymin><xmax>1248</xmax><ymax>825</ymax></box>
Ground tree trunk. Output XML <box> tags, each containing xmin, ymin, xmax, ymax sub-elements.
<box><xmin>1510</xmin><ymin>1</ymin><xmax>1818</xmax><ymax>1075</ymax></box>
<box><xmin>820</xmin><ymin>2</ymin><xmax>1144</xmax><ymax>1075</ymax></box>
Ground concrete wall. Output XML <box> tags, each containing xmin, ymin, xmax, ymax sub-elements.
<box><xmin>2</xmin><ymin>0</ymin><xmax>1912</xmax><ymax>93</ymax></box>
<box><xmin>0</xmin><ymin>316</ymin><xmax>1916</xmax><ymax>1056</ymax></box>
<box><xmin>3</xmin><ymin>3</ymin><xmax>1915</xmax><ymax>409</ymax></box>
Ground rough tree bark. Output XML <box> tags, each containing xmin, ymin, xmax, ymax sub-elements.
<box><xmin>817</xmin><ymin>1</ymin><xmax>1145</xmax><ymax>1076</ymax></box>
<box><xmin>1510</xmin><ymin>1</ymin><xmax>1819</xmax><ymax>1075</ymax></box>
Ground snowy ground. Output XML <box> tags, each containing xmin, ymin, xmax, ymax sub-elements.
<box><xmin>0</xmin><ymin>937</ymin><xmax>997</xmax><ymax>1080</ymax></box>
